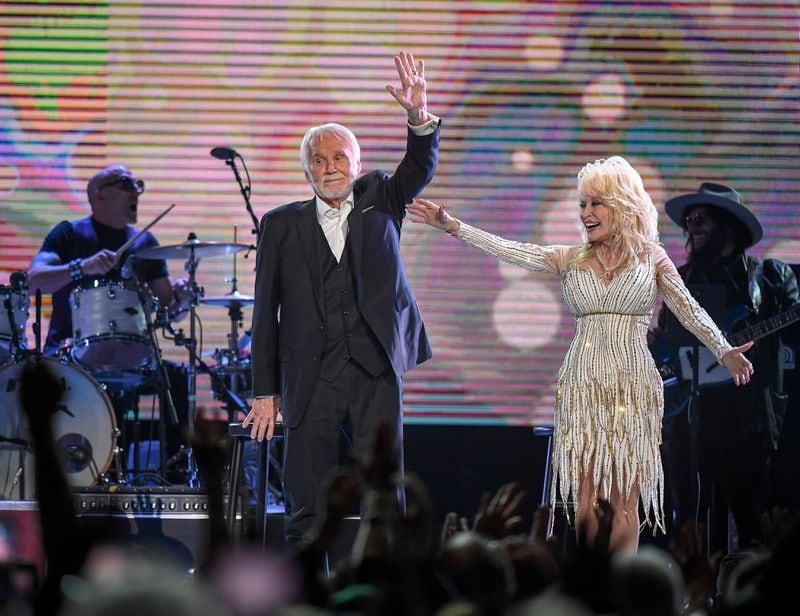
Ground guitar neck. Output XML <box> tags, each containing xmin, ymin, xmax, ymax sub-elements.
<box><xmin>729</xmin><ymin>304</ymin><xmax>800</xmax><ymax>346</ymax></box>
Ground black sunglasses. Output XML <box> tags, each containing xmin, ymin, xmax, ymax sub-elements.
<box><xmin>684</xmin><ymin>212</ymin><xmax>707</xmax><ymax>227</ymax></box>
<box><xmin>98</xmin><ymin>176</ymin><xmax>145</xmax><ymax>195</ymax></box>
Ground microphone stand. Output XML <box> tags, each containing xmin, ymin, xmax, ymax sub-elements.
<box><xmin>223</xmin><ymin>155</ymin><xmax>259</xmax><ymax>237</ymax></box>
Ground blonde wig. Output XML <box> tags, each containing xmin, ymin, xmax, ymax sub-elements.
<box><xmin>572</xmin><ymin>156</ymin><xmax>660</xmax><ymax>273</ymax></box>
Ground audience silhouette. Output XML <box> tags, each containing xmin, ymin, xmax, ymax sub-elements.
<box><xmin>4</xmin><ymin>357</ymin><xmax>800</xmax><ymax>615</ymax></box>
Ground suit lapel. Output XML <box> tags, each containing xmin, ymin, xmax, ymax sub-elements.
<box><xmin>296</xmin><ymin>199</ymin><xmax>324</xmax><ymax>317</ymax></box>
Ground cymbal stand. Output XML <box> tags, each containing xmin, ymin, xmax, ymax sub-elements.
<box><xmin>186</xmin><ymin>239</ymin><xmax>203</xmax><ymax>486</ymax></box>
<box><xmin>164</xmin><ymin>232</ymin><xmax>204</xmax><ymax>487</ymax></box>
<box><xmin>225</xmin><ymin>226</ymin><xmax>244</xmax><ymax>362</ymax></box>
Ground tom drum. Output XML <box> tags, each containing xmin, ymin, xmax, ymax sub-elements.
<box><xmin>69</xmin><ymin>280</ymin><xmax>155</xmax><ymax>372</ymax></box>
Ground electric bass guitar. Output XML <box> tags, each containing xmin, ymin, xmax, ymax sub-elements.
<box><xmin>671</xmin><ymin>303</ymin><xmax>800</xmax><ymax>388</ymax></box>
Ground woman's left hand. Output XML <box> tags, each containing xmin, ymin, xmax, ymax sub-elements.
<box><xmin>721</xmin><ymin>341</ymin><xmax>755</xmax><ymax>386</ymax></box>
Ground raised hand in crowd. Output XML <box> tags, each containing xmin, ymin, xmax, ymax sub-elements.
<box><xmin>189</xmin><ymin>416</ymin><xmax>230</xmax><ymax>564</ymax></box>
<box><xmin>668</xmin><ymin>520</ymin><xmax>720</xmax><ymax>612</ymax></box>
<box><xmin>759</xmin><ymin>505</ymin><xmax>800</xmax><ymax>550</ymax></box>
<box><xmin>18</xmin><ymin>359</ymin><xmax>90</xmax><ymax>615</ymax></box>
<box><xmin>472</xmin><ymin>481</ymin><xmax>528</xmax><ymax>540</ymax></box>
<box><xmin>439</xmin><ymin>511</ymin><xmax>469</xmax><ymax>552</ymax></box>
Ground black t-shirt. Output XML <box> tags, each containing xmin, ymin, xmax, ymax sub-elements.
<box><xmin>38</xmin><ymin>216</ymin><xmax>169</xmax><ymax>351</ymax></box>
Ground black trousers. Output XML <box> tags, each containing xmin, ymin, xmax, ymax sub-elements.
<box><xmin>663</xmin><ymin>396</ymin><xmax>770</xmax><ymax>552</ymax></box>
<box><xmin>281</xmin><ymin>361</ymin><xmax>403</xmax><ymax>547</ymax></box>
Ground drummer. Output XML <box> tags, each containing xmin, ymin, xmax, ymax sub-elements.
<box><xmin>27</xmin><ymin>164</ymin><xmax>188</xmax><ymax>356</ymax></box>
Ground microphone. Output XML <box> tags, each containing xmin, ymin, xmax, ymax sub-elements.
<box><xmin>210</xmin><ymin>146</ymin><xmax>239</xmax><ymax>161</ymax></box>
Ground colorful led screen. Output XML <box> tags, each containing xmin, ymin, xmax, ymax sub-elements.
<box><xmin>1</xmin><ymin>1</ymin><xmax>798</xmax><ymax>425</ymax></box>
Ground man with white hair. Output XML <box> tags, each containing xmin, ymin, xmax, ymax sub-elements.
<box><xmin>245</xmin><ymin>51</ymin><xmax>441</xmax><ymax>548</ymax></box>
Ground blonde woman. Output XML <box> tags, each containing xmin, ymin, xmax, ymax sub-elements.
<box><xmin>407</xmin><ymin>156</ymin><xmax>754</xmax><ymax>552</ymax></box>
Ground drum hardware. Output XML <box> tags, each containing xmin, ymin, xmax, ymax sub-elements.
<box><xmin>117</xmin><ymin>263</ymin><xmax>181</xmax><ymax>486</ymax></box>
<box><xmin>111</xmin><ymin>428</ymin><xmax>125</xmax><ymax>485</ymax></box>
<box><xmin>200</xmin><ymin>226</ymin><xmax>252</xmax><ymax>377</ymax></box>
<box><xmin>139</xmin><ymin>232</ymin><xmax>249</xmax><ymax>488</ymax></box>
<box><xmin>11</xmin><ymin>468</ymin><xmax>25</xmax><ymax>498</ymax></box>
<box><xmin>32</xmin><ymin>288</ymin><xmax>42</xmax><ymax>356</ymax></box>
<box><xmin>200</xmin><ymin>226</ymin><xmax>255</xmax><ymax>416</ymax></box>
<box><xmin>196</xmin><ymin>356</ymin><xmax>250</xmax><ymax>418</ymax></box>
<box><xmin>0</xmin><ymin>434</ymin><xmax>29</xmax><ymax>499</ymax></box>
<box><xmin>1</xmin><ymin>271</ymin><xmax>30</xmax><ymax>364</ymax></box>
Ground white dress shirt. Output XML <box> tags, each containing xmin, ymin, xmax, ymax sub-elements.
<box><xmin>316</xmin><ymin>195</ymin><xmax>353</xmax><ymax>262</ymax></box>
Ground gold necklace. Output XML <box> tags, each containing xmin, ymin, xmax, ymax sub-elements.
<box><xmin>595</xmin><ymin>248</ymin><xmax>619</xmax><ymax>281</ymax></box>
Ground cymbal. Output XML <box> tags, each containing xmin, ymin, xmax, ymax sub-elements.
<box><xmin>135</xmin><ymin>240</ymin><xmax>249</xmax><ymax>260</ymax></box>
<box><xmin>200</xmin><ymin>290</ymin><xmax>254</xmax><ymax>306</ymax></box>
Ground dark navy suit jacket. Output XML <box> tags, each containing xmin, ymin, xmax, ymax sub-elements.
<box><xmin>250</xmin><ymin>124</ymin><xmax>439</xmax><ymax>427</ymax></box>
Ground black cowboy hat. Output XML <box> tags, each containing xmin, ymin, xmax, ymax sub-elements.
<box><xmin>665</xmin><ymin>182</ymin><xmax>763</xmax><ymax>248</ymax></box>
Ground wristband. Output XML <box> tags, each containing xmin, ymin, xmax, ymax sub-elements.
<box><xmin>68</xmin><ymin>259</ymin><xmax>84</xmax><ymax>282</ymax></box>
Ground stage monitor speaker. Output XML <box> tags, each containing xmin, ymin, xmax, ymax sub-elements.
<box><xmin>71</xmin><ymin>486</ymin><xmax>244</xmax><ymax>572</ymax></box>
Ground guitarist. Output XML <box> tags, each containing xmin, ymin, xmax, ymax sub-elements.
<box><xmin>654</xmin><ymin>182</ymin><xmax>799</xmax><ymax>554</ymax></box>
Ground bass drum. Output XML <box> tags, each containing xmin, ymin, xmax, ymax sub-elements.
<box><xmin>0</xmin><ymin>358</ymin><xmax>117</xmax><ymax>500</ymax></box>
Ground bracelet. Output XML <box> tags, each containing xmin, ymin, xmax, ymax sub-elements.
<box><xmin>68</xmin><ymin>259</ymin><xmax>84</xmax><ymax>282</ymax></box>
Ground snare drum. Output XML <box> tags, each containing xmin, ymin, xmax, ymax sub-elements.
<box><xmin>0</xmin><ymin>283</ymin><xmax>29</xmax><ymax>363</ymax></box>
<box><xmin>0</xmin><ymin>357</ymin><xmax>117</xmax><ymax>499</ymax></box>
<box><xmin>69</xmin><ymin>280</ymin><xmax>156</xmax><ymax>372</ymax></box>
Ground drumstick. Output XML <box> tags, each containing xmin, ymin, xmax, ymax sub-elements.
<box><xmin>115</xmin><ymin>203</ymin><xmax>176</xmax><ymax>257</ymax></box>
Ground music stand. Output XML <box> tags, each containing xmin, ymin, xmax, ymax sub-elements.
<box><xmin>665</xmin><ymin>284</ymin><xmax>726</xmax><ymax>533</ymax></box>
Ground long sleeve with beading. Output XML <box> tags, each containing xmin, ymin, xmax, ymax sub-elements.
<box><xmin>654</xmin><ymin>247</ymin><xmax>733</xmax><ymax>362</ymax></box>
<box><xmin>455</xmin><ymin>222</ymin><xmax>572</xmax><ymax>275</ymax></box>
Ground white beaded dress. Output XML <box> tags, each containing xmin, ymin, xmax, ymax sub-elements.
<box><xmin>455</xmin><ymin>223</ymin><xmax>732</xmax><ymax>532</ymax></box>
